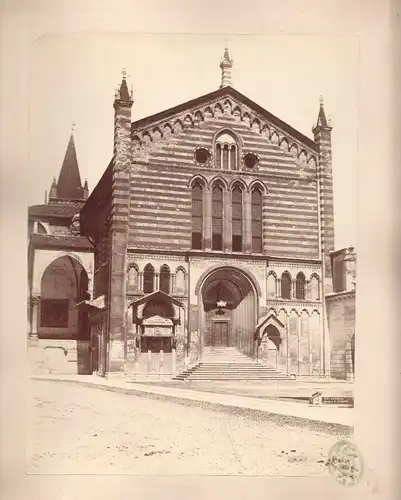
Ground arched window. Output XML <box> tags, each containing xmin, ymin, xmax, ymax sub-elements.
<box><xmin>159</xmin><ymin>265</ymin><xmax>171</xmax><ymax>294</ymax></box>
<box><xmin>215</xmin><ymin>131</ymin><xmax>238</xmax><ymax>170</ymax></box>
<box><xmin>127</xmin><ymin>265</ymin><xmax>139</xmax><ymax>292</ymax></box>
<box><xmin>143</xmin><ymin>264</ymin><xmax>155</xmax><ymax>294</ymax></box>
<box><xmin>232</xmin><ymin>186</ymin><xmax>243</xmax><ymax>252</ymax></box>
<box><xmin>281</xmin><ymin>272</ymin><xmax>292</xmax><ymax>300</ymax></box>
<box><xmin>212</xmin><ymin>184</ymin><xmax>224</xmax><ymax>250</ymax></box>
<box><xmin>310</xmin><ymin>274</ymin><xmax>320</xmax><ymax>301</ymax></box>
<box><xmin>296</xmin><ymin>272</ymin><xmax>306</xmax><ymax>300</ymax></box>
<box><xmin>267</xmin><ymin>272</ymin><xmax>276</xmax><ymax>298</ymax></box>
<box><xmin>251</xmin><ymin>188</ymin><xmax>263</xmax><ymax>253</ymax></box>
<box><xmin>175</xmin><ymin>268</ymin><xmax>186</xmax><ymax>294</ymax></box>
<box><xmin>191</xmin><ymin>182</ymin><xmax>203</xmax><ymax>250</ymax></box>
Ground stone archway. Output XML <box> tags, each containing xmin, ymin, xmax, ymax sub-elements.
<box><xmin>197</xmin><ymin>266</ymin><xmax>258</xmax><ymax>356</ymax></box>
<box><xmin>39</xmin><ymin>255</ymin><xmax>89</xmax><ymax>339</ymax></box>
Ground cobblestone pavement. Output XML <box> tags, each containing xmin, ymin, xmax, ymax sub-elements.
<box><xmin>27</xmin><ymin>380</ymin><xmax>346</xmax><ymax>476</ymax></box>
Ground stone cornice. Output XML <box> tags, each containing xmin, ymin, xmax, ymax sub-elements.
<box><xmin>325</xmin><ymin>290</ymin><xmax>355</xmax><ymax>303</ymax></box>
<box><xmin>266</xmin><ymin>300</ymin><xmax>322</xmax><ymax>309</ymax></box>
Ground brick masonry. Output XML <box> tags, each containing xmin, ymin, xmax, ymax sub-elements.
<box><xmin>78</xmin><ymin>78</ymin><xmax>344</xmax><ymax>379</ymax></box>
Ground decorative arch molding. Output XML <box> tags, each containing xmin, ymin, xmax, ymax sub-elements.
<box><xmin>278</xmin><ymin>307</ymin><xmax>289</xmax><ymax>317</ymax></box>
<box><xmin>229</xmin><ymin>178</ymin><xmax>247</xmax><ymax>191</ymax></box>
<box><xmin>194</xmin><ymin>264</ymin><xmax>262</xmax><ymax>297</ymax></box>
<box><xmin>255</xmin><ymin>313</ymin><xmax>285</xmax><ymax>338</ymax></box>
<box><xmin>188</xmin><ymin>174</ymin><xmax>208</xmax><ymax>189</ymax></box>
<box><xmin>249</xmin><ymin>180</ymin><xmax>267</xmax><ymax>194</ymax></box>
<box><xmin>210</xmin><ymin>176</ymin><xmax>229</xmax><ymax>190</ymax></box>
<box><xmin>289</xmin><ymin>307</ymin><xmax>301</xmax><ymax>317</ymax></box>
<box><xmin>131</xmin><ymin>97</ymin><xmax>318</xmax><ymax>164</ymax></box>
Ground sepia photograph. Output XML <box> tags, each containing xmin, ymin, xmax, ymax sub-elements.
<box><xmin>26</xmin><ymin>33</ymin><xmax>358</xmax><ymax>477</ymax></box>
<box><xmin>0</xmin><ymin>1</ymin><xmax>398</xmax><ymax>499</ymax></box>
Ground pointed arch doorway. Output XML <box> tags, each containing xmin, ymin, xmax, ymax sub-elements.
<box><xmin>197</xmin><ymin>266</ymin><xmax>259</xmax><ymax>356</ymax></box>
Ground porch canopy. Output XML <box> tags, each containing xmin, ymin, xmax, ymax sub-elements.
<box><xmin>254</xmin><ymin>313</ymin><xmax>285</xmax><ymax>341</ymax></box>
<box><xmin>129</xmin><ymin>290</ymin><xmax>184</xmax><ymax>325</ymax></box>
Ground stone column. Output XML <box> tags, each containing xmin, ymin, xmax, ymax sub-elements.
<box><xmin>305</xmin><ymin>280</ymin><xmax>311</xmax><ymax>300</ymax></box>
<box><xmin>224</xmin><ymin>189</ymin><xmax>232</xmax><ymax>252</ymax></box>
<box><xmin>138</xmin><ymin>272</ymin><xmax>143</xmax><ymax>293</ymax></box>
<box><xmin>171</xmin><ymin>273</ymin><xmax>176</xmax><ymax>294</ymax></box>
<box><xmin>31</xmin><ymin>296</ymin><xmax>40</xmax><ymax>338</ymax></box>
<box><xmin>291</xmin><ymin>280</ymin><xmax>296</xmax><ymax>299</ymax></box>
<box><xmin>204</xmin><ymin>188</ymin><xmax>212</xmax><ymax>251</ymax></box>
<box><xmin>155</xmin><ymin>273</ymin><xmax>160</xmax><ymax>291</ymax></box>
<box><xmin>243</xmin><ymin>190</ymin><xmax>252</xmax><ymax>253</ymax></box>
<box><xmin>276</xmin><ymin>279</ymin><xmax>281</xmax><ymax>298</ymax></box>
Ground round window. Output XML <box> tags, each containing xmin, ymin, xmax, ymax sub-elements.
<box><xmin>194</xmin><ymin>148</ymin><xmax>210</xmax><ymax>164</ymax></box>
<box><xmin>243</xmin><ymin>152</ymin><xmax>259</xmax><ymax>169</ymax></box>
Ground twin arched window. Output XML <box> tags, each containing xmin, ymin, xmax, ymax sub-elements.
<box><xmin>191</xmin><ymin>181</ymin><xmax>263</xmax><ymax>252</ymax></box>
<box><xmin>280</xmin><ymin>271</ymin><xmax>308</xmax><ymax>300</ymax></box>
<box><xmin>215</xmin><ymin>132</ymin><xmax>238</xmax><ymax>170</ymax></box>
<box><xmin>142</xmin><ymin>264</ymin><xmax>171</xmax><ymax>294</ymax></box>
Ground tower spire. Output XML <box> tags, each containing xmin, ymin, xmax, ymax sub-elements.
<box><xmin>313</xmin><ymin>95</ymin><xmax>331</xmax><ymax>130</ymax></box>
<box><xmin>219</xmin><ymin>45</ymin><xmax>233</xmax><ymax>88</ymax></box>
<box><xmin>115</xmin><ymin>68</ymin><xmax>133</xmax><ymax>102</ymax></box>
<box><xmin>56</xmin><ymin>132</ymin><xmax>83</xmax><ymax>200</ymax></box>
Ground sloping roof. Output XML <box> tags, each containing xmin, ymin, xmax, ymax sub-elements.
<box><xmin>28</xmin><ymin>202</ymin><xmax>84</xmax><ymax>219</ymax></box>
<box><xmin>30</xmin><ymin>233</ymin><xmax>93</xmax><ymax>250</ymax></box>
<box><xmin>56</xmin><ymin>133</ymin><xmax>83</xmax><ymax>200</ymax></box>
<box><xmin>129</xmin><ymin>290</ymin><xmax>184</xmax><ymax>308</ymax></box>
<box><xmin>131</xmin><ymin>86</ymin><xmax>318</xmax><ymax>151</ymax></box>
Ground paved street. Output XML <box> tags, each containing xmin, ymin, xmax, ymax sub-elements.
<box><xmin>27</xmin><ymin>380</ymin><xmax>347</xmax><ymax>476</ymax></box>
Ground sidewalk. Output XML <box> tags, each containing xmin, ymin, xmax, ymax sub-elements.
<box><xmin>31</xmin><ymin>374</ymin><xmax>353</xmax><ymax>429</ymax></box>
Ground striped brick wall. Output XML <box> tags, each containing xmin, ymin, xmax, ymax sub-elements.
<box><xmin>109</xmin><ymin>97</ymin><xmax>133</xmax><ymax>348</ymax></box>
<box><xmin>129</xmin><ymin>108</ymin><xmax>319</xmax><ymax>260</ymax></box>
<box><xmin>314</xmin><ymin>125</ymin><xmax>334</xmax><ymax>293</ymax></box>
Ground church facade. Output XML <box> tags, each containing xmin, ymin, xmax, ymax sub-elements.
<box><xmin>80</xmin><ymin>50</ymin><xmax>335</xmax><ymax>379</ymax></box>
<box><xmin>28</xmin><ymin>49</ymin><xmax>348</xmax><ymax>379</ymax></box>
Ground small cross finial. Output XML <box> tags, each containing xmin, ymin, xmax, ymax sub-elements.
<box><xmin>122</xmin><ymin>68</ymin><xmax>127</xmax><ymax>79</ymax></box>
<box><xmin>319</xmin><ymin>95</ymin><xmax>324</xmax><ymax>105</ymax></box>
<box><xmin>72</xmin><ymin>122</ymin><xmax>76</xmax><ymax>134</ymax></box>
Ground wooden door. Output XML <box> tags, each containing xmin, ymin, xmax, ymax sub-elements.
<box><xmin>212</xmin><ymin>322</ymin><xmax>229</xmax><ymax>346</ymax></box>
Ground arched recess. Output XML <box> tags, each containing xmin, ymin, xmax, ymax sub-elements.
<box><xmin>281</xmin><ymin>271</ymin><xmax>292</xmax><ymax>299</ymax></box>
<box><xmin>296</xmin><ymin>272</ymin><xmax>306</xmax><ymax>300</ymax></box>
<box><xmin>213</xmin><ymin>129</ymin><xmax>241</xmax><ymax>170</ymax></box>
<box><xmin>266</xmin><ymin>271</ymin><xmax>277</xmax><ymax>298</ymax></box>
<box><xmin>127</xmin><ymin>264</ymin><xmax>139</xmax><ymax>293</ymax></box>
<box><xmin>175</xmin><ymin>266</ymin><xmax>186</xmax><ymax>295</ymax></box>
<box><xmin>309</xmin><ymin>273</ymin><xmax>320</xmax><ymax>301</ymax></box>
<box><xmin>197</xmin><ymin>266</ymin><xmax>259</xmax><ymax>355</ymax></box>
<box><xmin>231</xmin><ymin>182</ymin><xmax>244</xmax><ymax>252</ymax></box>
<box><xmin>211</xmin><ymin>181</ymin><xmax>225</xmax><ymax>251</ymax></box>
<box><xmin>143</xmin><ymin>264</ymin><xmax>155</xmax><ymax>294</ymax></box>
<box><xmin>159</xmin><ymin>264</ymin><xmax>171</xmax><ymax>294</ymax></box>
<box><xmin>39</xmin><ymin>255</ymin><xmax>89</xmax><ymax>339</ymax></box>
<box><xmin>250</xmin><ymin>186</ymin><xmax>263</xmax><ymax>253</ymax></box>
<box><xmin>191</xmin><ymin>177</ymin><xmax>205</xmax><ymax>250</ymax></box>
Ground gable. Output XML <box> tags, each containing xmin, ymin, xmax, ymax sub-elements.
<box><xmin>131</xmin><ymin>87</ymin><xmax>318</xmax><ymax>166</ymax></box>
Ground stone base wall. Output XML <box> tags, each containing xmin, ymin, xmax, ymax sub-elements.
<box><xmin>326</xmin><ymin>291</ymin><xmax>355</xmax><ymax>380</ymax></box>
<box><xmin>27</xmin><ymin>338</ymin><xmax>91</xmax><ymax>375</ymax></box>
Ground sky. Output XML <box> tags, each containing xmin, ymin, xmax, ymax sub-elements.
<box><xmin>28</xmin><ymin>33</ymin><xmax>358</xmax><ymax>249</ymax></box>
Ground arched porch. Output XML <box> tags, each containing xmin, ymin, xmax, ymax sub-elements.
<box><xmin>196</xmin><ymin>266</ymin><xmax>259</xmax><ymax>357</ymax></box>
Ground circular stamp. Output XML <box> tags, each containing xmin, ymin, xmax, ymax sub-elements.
<box><xmin>327</xmin><ymin>440</ymin><xmax>363</xmax><ymax>486</ymax></box>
